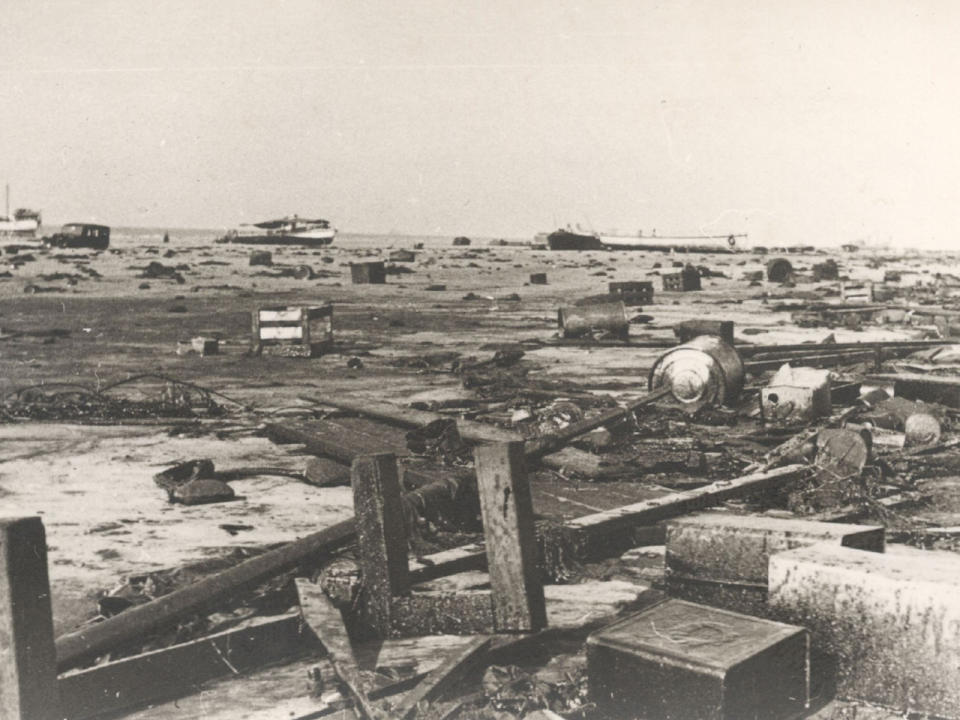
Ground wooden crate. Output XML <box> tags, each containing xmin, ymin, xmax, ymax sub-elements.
<box><xmin>608</xmin><ymin>281</ymin><xmax>654</xmax><ymax>304</ymax></box>
<box><xmin>840</xmin><ymin>281</ymin><xmax>874</xmax><ymax>303</ymax></box>
<box><xmin>252</xmin><ymin>305</ymin><xmax>333</xmax><ymax>357</ymax></box>
<box><xmin>662</xmin><ymin>268</ymin><xmax>701</xmax><ymax>292</ymax></box>
<box><xmin>350</xmin><ymin>261</ymin><xmax>386</xmax><ymax>284</ymax></box>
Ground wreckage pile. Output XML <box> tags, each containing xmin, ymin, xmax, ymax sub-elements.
<box><xmin>7</xmin><ymin>247</ymin><xmax>960</xmax><ymax>720</ymax></box>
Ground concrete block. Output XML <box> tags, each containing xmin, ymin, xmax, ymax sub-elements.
<box><xmin>665</xmin><ymin>513</ymin><xmax>883</xmax><ymax>614</ymax></box>
<box><xmin>761</xmin><ymin>365</ymin><xmax>832</xmax><ymax>425</ymax></box>
<box><xmin>587</xmin><ymin>598</ymin><xmax>808</xmax><ymax>720</ymax></box>
<box><xmin>769</xmin><ymin>543</ymin><xmax>960</xmax><ymax>717</ymax></box>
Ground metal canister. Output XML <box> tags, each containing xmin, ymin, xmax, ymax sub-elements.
<box><xmin>558</xmin><ymin>301</ymin><xmax>629</xmax><ymax>339</ymax></box>
<box><xmin>648</xmin><ymin>335</ymin><xmax>744</xmax><ymax>406</ymax></box>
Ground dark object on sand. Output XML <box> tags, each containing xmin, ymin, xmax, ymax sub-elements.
<box><xmin>43</xmin><ymin>223</ymin><xmax>110</xmax><ymax>251</ymax></box>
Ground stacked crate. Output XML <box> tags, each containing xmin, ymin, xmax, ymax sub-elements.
<box><xmin>251</xmin><ymin>305</ymin><xmax>333</xmax><ymax>357</ymax></box>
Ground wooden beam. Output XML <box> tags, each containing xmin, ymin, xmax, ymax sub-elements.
<box><xmin>563</xmin><ymin>464</ymin><xmax>811</xmax><ymax>559</ymax></box>
<box><xmin>0</xmin><ymin>516</ymin><xmax>60</xmax><ymax>720</ymax></box>
<box><xmin>296</xmin><ymin>579</ymin><xmax>384</xmax><ymax>720</ymax></box>
<box><xmin>474</xmin><ymin>442</ymin><xmax>547</xmax><ymax>632</ymax></box>
<box><xmin>58</xmin><ymin>612</ymin><xmax>310</xmax><ymax>720</ymax></box>
<box><xmin>303</xmin><ymin>394</ymin><xmax>522</xmax><ymax>444</ymax></box>
<box><xmin>55</xmin><ymin>518</ymin><xmax>356</xmax><ymax>672</ymax></box>
<box><xmin>352</xmin><ymin>454</ymin><xmax>411</xmax><ymax>635</ymax></box>
<box><xmin>388</xmin><ymin>636</ymin><xmax>491</xmax><ymax>720</ymax></box>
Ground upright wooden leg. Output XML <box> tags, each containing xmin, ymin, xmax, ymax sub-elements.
<box><xmin>474</xmin><ymin>442</ymin><xmax>547</xmax><ymax>632</ymax></box>
<box><xmin>0</xmin><ymin>516</ymin><xmax>60</xmax><ymax>720</ymax></box>
<box><xmin>351</xmin><ymin>454</ymin><xmax>410</xmax><ymax>635</ymax></box>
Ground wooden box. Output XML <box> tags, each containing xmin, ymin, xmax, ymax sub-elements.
<box><xmin>587</xmin><ymin>598</ymin><xmax>808</xmax><ymax>720</ymax></box>
<box><xmin>609</xmin><ymin>281</ymin><xmax>654</xmax><ymax>305</ymax></box>
<box><xmin>662</xmin><ymin>268</ymin><xmax>701</xmax><ymax>292</ymax></box>
<box><xmin>350</xmin><ymin>261</ymin><xmax>386</xmax><ymax>284</ymax></box>
<box><xmin>252</xmin><ymin>305</ymin><xmax>333</xmax><ymax>357</ymax></box>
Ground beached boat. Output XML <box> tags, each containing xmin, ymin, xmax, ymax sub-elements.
<box><xmin>0</xmin><ymin>186</ymin><xmax>41</xmax><ymax>237</ymax></box>
<box><xmin>599</xmin><ymin>232</ymin><xmax>746</xmax><ymax>253</ymax></box>
<box><xmin>218</xmin><ymin>216</ymin><xmax>336</xmax><ymax>246</ymax></box>
<box><xmin>546</xmin><ymin>228</ymin><xmax>603</xmax><ymax>251</ymax></box>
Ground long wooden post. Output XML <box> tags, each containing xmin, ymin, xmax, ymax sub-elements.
<box><xmin>474</xmin><ymin>442</ymin><xmax>546</xmax><ymax>632</ymax></box>
<box><xmin>351</xmin><ymin>454</ymin><xmax>410</xmax><ymax>635</ymax></box>
<box><xmin>0</xmin><ymin>516</ymin><xmax>60</xmax><ymax>720</ymax></box>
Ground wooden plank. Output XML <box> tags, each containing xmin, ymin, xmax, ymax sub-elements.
<box><xmin>303</xmin><ymin>394</ymin><xmax>523</xmax><ymax>444</ymax></box>
<box><xmin>259</xmin><ymin>325</ymin><xmax>304</xmax><ymax>340</ymax></box>
<box><xmin>408</xmin><ymin>542</ymin><xmax>487</xmax><ymax>583</ymax></box>
<box><xmin>867</xmin><ymin>372</ymin><xmax>960</xmax><ymax>408</ymax></box>
<box><xmin>474</xmin><ymin>442</ymin><xmax>546</xmax><ymax>632</ymax></box>
<box><xmin>387</xmin><ymin>636</ymin><xmax>491</xmax><ymax>720</ymax></box>
<box><xmin>56</xmin><ymin>518</ymin><xmax>356</xmax><ymax>672</ymax></box>
<box><xmin>563</xmin><ymin>465</ymin><xmax>811</xmax><ymax>559</ymax></box>
<box><xmin>264</xmin><ymin>418</ymin><xmax>410</xmax><ymax>465</ymax></box>
<box><xmin>352</xmin><ymin>454</ymin><xmax>410</xmax><ymax>635</ymax></box>
<box><xmin>295</xmin><ymin>579</ymin><xmax>382</xmax><ymax>720</ymax></box>
<box><xmin>58</xmin><ymin>612</ymin><xmax>309</xmax><ymax>720</ymax></box>
<box><xmin>0</xmin><ymin>516</ymin><xmax>59</xmax><ymax>720</ymax></box>
<box><xmin>259</xmin><ymin>308</ymin><xmax>305</xmax><ymax>322</ymax></box>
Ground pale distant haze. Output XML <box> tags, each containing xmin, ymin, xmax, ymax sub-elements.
<box><xmin>1</xmin><ymin>1</ymin><xmax>958</xmax><ymax>248</ymax></box>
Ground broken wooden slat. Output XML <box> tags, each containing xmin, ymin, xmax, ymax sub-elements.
<box><xmin>352</xmin><ymin>454</ymin><xmax>411</xmax><ymax>635</ymax></box>
<box><xmin>58</xmin><ymin>612</ymin><xmax>310</xmax><ymax>720</ymax></box>
<box><xmin>474</xmin><ymin>442</ymin><xmax>547</xmax><ymax>632</ymax></box>
<box><xmin>0</xmin><ymin>517</ymin><xmax>59</xmax><ymax>720</ymax></box>
<box><xmin>387</xmin><ymin>636</ymin><xmax>491</xmax><ymax>720</ymax></box>
<box><xmin>563</xmin><ymin>465</ymin><xmax>811</xmax><ymax>559</ymax></box>
<box><xmin>56</xmin><ymin>518</ymin><xmax>356</xmax><ymax>672</ymax></box>
<box><xmin>296</xmin><ymin>579</ymin><xmax>382</xmax><ymax>720</ymax></box>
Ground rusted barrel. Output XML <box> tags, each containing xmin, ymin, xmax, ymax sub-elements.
<box><xmin>558</xmin><ymin>301</ymin><xmax>628</xmax><ymax>339</ymax></box>
<box><xmin>648</xmin><ymin>335</ymin><xmax>744</xmax><ymax>406</ymax></box>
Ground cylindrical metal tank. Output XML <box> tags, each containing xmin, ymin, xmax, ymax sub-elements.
<box><xmin>558</xmin><ymin>301</ymin><xmax>628</xmax><ymax>339</ymax></box>
<box><xmin>648</xmin><ymin>335</ymin><xmax>744</xmax><ymax>406</ymax></box>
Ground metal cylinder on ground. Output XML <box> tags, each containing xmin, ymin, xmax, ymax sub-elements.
<box><xmin>648</xmin><ymin>335</ymin><xmax>744</xmax><ymax>406</ymax></box>
<box><xmin>558</xmin><ymin>301</ymin><xmax>628</xmax><ymax>339</ymax></box>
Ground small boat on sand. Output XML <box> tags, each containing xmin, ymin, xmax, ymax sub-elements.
<box><xmin>0</xmin><ymin>185</ymin><xmax>41</xmax><ymax>237</ymax></box>
<box><xmin>218</xmin><ymin>216</ymin><xmax>336</xmax><ymax>246</ymax></box>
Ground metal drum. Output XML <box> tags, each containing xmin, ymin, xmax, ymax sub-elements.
<box><xmin>648</xmin><ymin>335</ymin><xmax>744</xmax><ymax>406</ymax></box>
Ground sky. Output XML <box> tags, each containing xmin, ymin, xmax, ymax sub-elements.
<box><xmin>1</xmin><ymin>0</ymin><xmax>958</xmax><ymax>247</ymax></box>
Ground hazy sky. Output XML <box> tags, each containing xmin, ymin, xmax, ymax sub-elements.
<box><xmin>1</xmin><ymin>1</ymin><xmax>958</xmax><ymax>246</ymax></box>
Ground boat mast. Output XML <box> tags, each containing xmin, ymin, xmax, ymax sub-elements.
<box><xmin>5</xmin><ymin>184</ymin><xmax>8</xmax><ymax>219</ymax></box>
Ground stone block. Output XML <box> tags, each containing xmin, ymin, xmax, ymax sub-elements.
<box><xmin>768</xmin><ymin>543</ymin><xmax>960</xmax><ymax>717</ymax></box>
<box><xmin>665</xmin><ymin>513</ymin><xmax>883</xmax><ymax>615</ymax></box>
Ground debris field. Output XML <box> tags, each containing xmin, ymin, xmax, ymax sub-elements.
<box><xmin>4</xmin><ymin>232</ymin><xmax>960</xmax><ymax>720</ymax></box>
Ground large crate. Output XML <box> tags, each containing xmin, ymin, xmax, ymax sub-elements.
<box><xmin>587</xmin><ymin>598</ymin><xmax>808</xmax><ymax>720</ymax></box>
<box><xmin>251</xmin><ymin>305</ymin><xmax>333</xmax><ymax>357</ymax></box>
